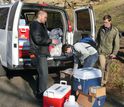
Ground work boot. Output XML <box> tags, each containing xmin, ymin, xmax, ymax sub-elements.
<box><xmin>34</xmin><ymin>91</ymin><xmax>44</xmax><ymax>102</ymax></box>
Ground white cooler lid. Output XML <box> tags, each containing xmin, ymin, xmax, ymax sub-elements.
<box><xmin>73</xmin><ymin>67</ymin><xmax>102</xmax><ymax>80</ymax></box>
<box><xmin>43</xmin><ymin>83</ymin><xmax>71</xmax><ymax>99</ymax></box>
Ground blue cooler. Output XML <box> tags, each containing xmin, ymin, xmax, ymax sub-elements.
<box><xmin>73</xmin><ymin>67</ymin><xmax>102</xmax><ymax>94</ymax></box>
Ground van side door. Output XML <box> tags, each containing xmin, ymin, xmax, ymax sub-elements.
<box><xmin>73</xmin><ymin>6</ymin><xmax>95</xmax><ymax>44</ymax></box>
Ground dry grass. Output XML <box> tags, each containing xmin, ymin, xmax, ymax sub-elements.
<box><xmin>94</xmin><ymin>0</ymin><xmax>124</xmax><ymax>31</ymax></box>
<box><xmin>24</xmin><ymin>0</ymin><xmax>124</xmax><ymax>31</ymax></box>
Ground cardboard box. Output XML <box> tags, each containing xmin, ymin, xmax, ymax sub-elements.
<box><xmin>89</xmin><ymin>86</ymin><xmax>106</xmax><ymax>97</ymax></box>
<box><xmin>77</xmin><ymin>91</ymin><xmax>106</xmax><ymax>107</ymax></box>
<box><xmin>60</xmin><ymin>68</ymin><xmax>73</xmax><ymax>85</ymax></box>
<box><xmin>77</xmin><ymin>92</ymin><xmax>93</xmax><ymax>107</ymax></box>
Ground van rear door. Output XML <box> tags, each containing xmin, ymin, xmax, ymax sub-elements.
<box><xmin>8</xmin><ymin>1</ymin><xmax>23</xmax><ymax>68</ymax></box>
<box><xmin>73</xmin><ymin>6</ymin><xmax>95</xmax><ymax>44</ymax></box>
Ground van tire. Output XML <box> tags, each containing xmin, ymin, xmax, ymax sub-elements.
<box><xmin>0</xmin><ymin>62</ymin><xmax>6</xmax><ymax>76</ymax></box>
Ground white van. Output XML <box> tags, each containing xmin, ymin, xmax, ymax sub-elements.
<box><xmin>0</xmin><ymin>1</ymin><xmax>95</xmax><ymax>76</ymax></box>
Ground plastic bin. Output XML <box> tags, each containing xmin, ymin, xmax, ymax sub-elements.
<box><xmin>73</xmin><ymin>67</ymin><xmax>102</xmax><ymax>94</ymax></box>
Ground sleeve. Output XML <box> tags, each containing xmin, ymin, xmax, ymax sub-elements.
<box><xmin>112</xmin><ymin>28</ymin><xmax>120</xmax><ymax>55</ymax></box>
<box><xmin>73</xmin><ymin>54</ymin><xmax>79</xmax><ymax>70</ymax></box>
<box><xmin>30</xmin><ymin>22</ymin><xmax>52</xmax><ymax>46</ymax></box>
<box><xmin>74</xmin><ymin>43</ymin><xmax>89</xmax><ymax>59</ymax></box>
<box><xmin>96</xmin><ymin>28</ymin><xmax>101</xmax><ymax>48</ymax></box>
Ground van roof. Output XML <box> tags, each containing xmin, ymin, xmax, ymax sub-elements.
<box><xmin>23</xmin><ymin>2</ymin><xmax>65</xmax><ymax>11</ymax></box>
<box><xmin>0</xmin><ymin>2</ymin><xmax>65</xmax><ymax>10</ymax></box>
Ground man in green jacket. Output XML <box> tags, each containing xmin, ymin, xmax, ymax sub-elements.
<box><xmin>96</xmin><ymin>15</ymin><xmax>120</xmax><ymax>85</ymax></box>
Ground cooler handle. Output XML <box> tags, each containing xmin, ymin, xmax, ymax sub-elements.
<box><xmin>46</xmin><ymin>90</ymin><xmax>55</xmax><ymax>98</ymax></box>
<box><xmin>60</xmin><ymin>80</ymin><xmax>67</xmax><ymax>85</ymax></box>
<box><xmin>21</xmin><ymin>28</ymin><xmax>26</xmax><ymax>32</ymax></box>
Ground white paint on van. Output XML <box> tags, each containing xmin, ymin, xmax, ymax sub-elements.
<box><xmin>12</xmin><ymin>1</ymin><xmax>23</xmax><ymax>66</ymax></box>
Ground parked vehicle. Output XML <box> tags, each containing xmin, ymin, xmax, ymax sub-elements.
<box><xmin>0</xmin><ymin>1</ymin><xmax>95</xmax><ymax>75</ymax></box>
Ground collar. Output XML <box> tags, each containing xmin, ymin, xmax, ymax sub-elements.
<box><xmin>103</xmin><ymin>25</ymin><xmax>112</xmax><ymax>32</ymax></box>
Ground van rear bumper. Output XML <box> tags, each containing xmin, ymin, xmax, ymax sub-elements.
<box><xmin>12</xmin><ymin>56</ymin><xmax>73</xmax><ymax>70</ymax></box>
<box><xmin>47</xmin><ymin>56</ymin><xmax>73</xmax><ymax>67</ymax></box>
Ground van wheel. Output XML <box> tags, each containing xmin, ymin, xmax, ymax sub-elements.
<box><xmin>0</xmin><ymin>62</ymin><xmax>6</xmax><ymax>76</ymax></box>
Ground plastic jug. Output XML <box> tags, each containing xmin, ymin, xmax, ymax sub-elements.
<box><xmin>64</xmin><ymin>95</ymin><xmax>79</xmax><ymax>107</ymax></box>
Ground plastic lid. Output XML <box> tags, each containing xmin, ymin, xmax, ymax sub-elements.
<box><xmin>19</xmin><ymin>19</ymin><xmax>26</xmax><ymax>26</ymax></box>
<box><xmin>43</xmin><ymin>83</ymin><xmax>71</xmax><ymax>98</ymax></box>
<box><xmin>73</xmin><ymin>67</ymin><xmax>102</xmax><ymax>80</ymax></box>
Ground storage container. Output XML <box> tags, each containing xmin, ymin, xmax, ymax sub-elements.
<box><xmin>64</xmin><ymin>95</ymin><xmax>79</xmax><ymax>107</ymax></box>
<box><xmin>73</xmin><ymin>67</ymin><xmax>102</xmax><ymax>94</ymax></box>
<box><xmin>18</xmin><ymin>26</ymin><xmax>29</xmax><ymax>40</ymax></box>
<box><xmin>77</xmin><ymin>91</ymin><xmax>106</xmax><ymax>107</ymax></box>
<box><xmin>60</xmin><ymin>68</ymin><xmax>73</xmax><ymax>85</ymax></box>
<box><xmin>43</xmin><ymin>81</ymin><xmax>71</xmax><ymax>107</ymax></box>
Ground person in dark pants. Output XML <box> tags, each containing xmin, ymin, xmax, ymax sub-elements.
<box><xmin>30</xmin><ymin>10</ymin><xmax>56</xmax><ymax>99</ymax></box>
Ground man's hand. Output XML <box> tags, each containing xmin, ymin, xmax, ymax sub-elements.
<box><xmin>52</xmin><ymin>39</ymin><xmax>59</xmax><ymax>44</ymax></box>
<box><xmin>30</xmin><ymin>54</ymin><xmax>36</xmax><ymax>59</ymax></box>
<box><xmin>109</xmin><ymin>54</ymin><xmax>116</xmax><ymax>59</ymax></box>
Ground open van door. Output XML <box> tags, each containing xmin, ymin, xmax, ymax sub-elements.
<box><xmin>73</xmin><ymin>6</ymin><xmax>95</xmax><ymax>44</ymax></box>
<box><xmin>7</xmin><ymin>1</ymin><xmax>23</xmax><ymax>68</ymax></box>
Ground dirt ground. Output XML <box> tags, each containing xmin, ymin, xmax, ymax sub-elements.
<box><xmin>0</xmin><ymin>37</ymin><xmax>124</xmax><ymax>107</ymax></box>
<box><xmin>0</xmin><ymin>70</ymin><xmax>120</xmax><ymax>107</ymax></box>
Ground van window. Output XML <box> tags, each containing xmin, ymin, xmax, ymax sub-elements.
<box><xmin>21</xmin><ymin>11</ymin><xmax>63</xmax><ymax>31</ymax></box>
<box><xmin>0</xmin><ymin>8</ymin><xmax>9</xmax><ymax>29</ymax></box>
<box><xmin>23</xmin><ymin>12</ymin><xmax>36</xmax><ymax>24</ymax></box>
<box><xmin>76</xmin><ymin>9</ymin><xmax>91</xmax><ymax>32</ymax></box>
<box><xmin>47</xmin><ymin>11</ymin><xmax>63</xmax><ymax>30</ymax></box>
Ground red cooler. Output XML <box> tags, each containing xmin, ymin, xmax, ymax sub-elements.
<box><xmin>43</xmin><ymin>81</ymin><xmax>71</xmax><ymax>107</ymax></box>
<box><xmin>18</xmin><ymin>26</ymin><xmax>29</xmax><ymax>40</ymax></box>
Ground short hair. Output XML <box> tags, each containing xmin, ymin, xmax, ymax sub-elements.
<box><xmin>103</xmin><ymin>15</ymin><xmax>112</xmax><ymax>21</ymax></box>
<box><xmin>62</xmin><ymin>44</ymin><xmax>72</xmax><ymax>53</ymax></box>
<box><xmin>36</xmin><ymin>9</ymin><xmax>47</xmax><ymax>18</ymax></box>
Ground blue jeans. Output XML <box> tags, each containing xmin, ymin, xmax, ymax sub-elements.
<box><xmin>83</xmin><ymin>53</ymin><xmax>98</xmax><ymax>67</ymax></box>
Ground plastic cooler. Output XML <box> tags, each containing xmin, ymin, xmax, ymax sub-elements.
<box><xmin>73</xmin><ymin>67</ymin><xmax>102</xmax><ymax>94</ymax></box>
<box><xmin>43</xmin><ymin>81</ymin><xmax>71</xmax><ymax>107</ymax></box>
<box><xmin>18</xmin><ymin>26</ymin><xmax>29</xmax><ymax>40</ymax></box>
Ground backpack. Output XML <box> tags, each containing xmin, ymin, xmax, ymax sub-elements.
<box><xmin>79</xmin><ymin>36</ymin><xmax>97</xmax><ymax>49</ymax></box>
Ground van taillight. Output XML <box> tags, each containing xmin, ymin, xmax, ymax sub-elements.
<box><xmin>68</xmin><ymin>20</ymin><xmax>72</xmax><ymax>32</ymax></box>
